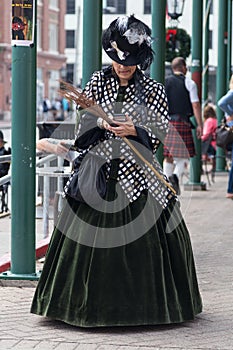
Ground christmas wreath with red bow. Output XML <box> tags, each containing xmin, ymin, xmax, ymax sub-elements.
<box><xmin>166</xmin><ymin>28</ymin><xmax>191</xmax><ymax>62</ymax></box>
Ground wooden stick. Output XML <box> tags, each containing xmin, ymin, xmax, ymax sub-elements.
<box><xmin>122</xmin><ymin>137</ymin><xmax>176</xmax><ymax>194</ymax></box>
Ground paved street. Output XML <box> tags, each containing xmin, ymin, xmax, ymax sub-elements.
<box><xmin>0</xmin><ymin>172</ymin><xmax>233</xmax><ymax>349</ymax></box>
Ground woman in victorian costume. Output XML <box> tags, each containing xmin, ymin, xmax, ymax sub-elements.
<box><xmin>31</xmin><ymin>15</ymin><xmax>202</xmax><ymax>327</ymax></box>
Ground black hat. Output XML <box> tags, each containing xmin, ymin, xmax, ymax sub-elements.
<box><xmin>102</xmin><ymin>15</ymin><xmax>154</xmax><ymax>70</ymax></box>
<box><xmin>0</xmin><ymin>130</ymin><xmax>7</xmax><ymax>143</ymax></box>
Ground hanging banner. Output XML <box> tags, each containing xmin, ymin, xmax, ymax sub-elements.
<box><xmin>12</xmin><ymin>0</ymin><xmax>35</xmax><ymax>47</ymax></box>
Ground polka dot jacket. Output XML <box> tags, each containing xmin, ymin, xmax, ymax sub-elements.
<box><xmin>66</xmin><ymin>66</ymin><xmax>176</xmax><ymax>209</ymax></box>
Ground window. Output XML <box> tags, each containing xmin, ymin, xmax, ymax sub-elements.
<box><xmin>103</xmin><ymin>0</ymin><xmax>126</xmax><ymax>14</ymax></box>
<box><xmin>66</xmin><ymin>30</ymin><xmax>75</xmax><ymax>48</ymax></box>
<box><xmin>49</xmin><ymin>23</ymin><xmax>58</xmax><ymax>52</ymax></box>
<box><xmin>67</xmin><ymin>0</ymin><xmax>75</xmax><ymax>14</ymax></box>
<box><xmin>209</xmin><ymin>1</ymin><xmax>213</xmax><ymax>14</ymax></box>
<box><xmin>144</xmin><ymin>0</ymin><xmax>151</xmax><ymax>14</ymax></box>
<box><xmin>209</xmin><ymin>30</ymin><xmax>213</xmax><ymax>49</ymax></box>
<box><xmin>67</xmin><ymin>64</ymin><xmax>74</xmax><ymax>83</ymax></box>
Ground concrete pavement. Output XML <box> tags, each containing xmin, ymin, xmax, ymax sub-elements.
<box><xmin>0</xmin><ymin>172</ymin><xmax>233</xmax><ymax>350</ymax></box>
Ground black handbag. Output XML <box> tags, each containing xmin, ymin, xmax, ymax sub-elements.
<box><xmin>64</xmin><ymin>151</ymin><xmax>107</xmax><ymax>205</ymax></box>
<box><xmin>216</xmin><ymin>120</ymin><xmax>233</xmax><ymax>149</ymax></box>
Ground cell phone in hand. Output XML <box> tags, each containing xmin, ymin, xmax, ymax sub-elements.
<box><xmin>113</xmin><ymin>113</ymin><xmax>126</xmax><ymax>122</ymax></box>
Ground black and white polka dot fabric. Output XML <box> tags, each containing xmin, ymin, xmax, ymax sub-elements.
<box><xmin>74</xmin><ymin>67</ymin><xmax>176</xmax><ymax>209</ymax></box>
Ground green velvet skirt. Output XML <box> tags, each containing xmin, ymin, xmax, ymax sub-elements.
<box><xmin>31</xmin><ymin>180</ymin><xmax>202</xmax><ymax>327</ymax></box>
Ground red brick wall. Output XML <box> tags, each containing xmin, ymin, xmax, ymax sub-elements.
<box><xmin>0</xmin><ymin>0</ymin><xmax>66</xmax><ymax>118</ymax></box>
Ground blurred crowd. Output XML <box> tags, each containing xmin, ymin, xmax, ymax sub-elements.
<box><xmin>37</xmin><ymin>96</ymin><xmax>72</xmax><ymax>122</ymax></box>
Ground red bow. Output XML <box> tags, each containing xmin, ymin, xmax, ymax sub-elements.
<box><xmin>166</xmin><ymin>29</ymin><xmax>177</xmax><ymax>42</ymax></box>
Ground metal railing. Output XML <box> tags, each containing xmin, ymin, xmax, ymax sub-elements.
<box><xmin>36</xmin><ymin>153</ymin><xmax>71</xmax><ymax>237</ymax></box>
<box><xmin>0</xmin><ymin>152</ymin><xmax>71</xmax><ymax>237</ymax></box>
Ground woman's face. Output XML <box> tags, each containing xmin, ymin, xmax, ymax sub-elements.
<box><xmin>112</xmin><ymin>61</ymin><xmax>137</xmax><ymax>85</ymax></box>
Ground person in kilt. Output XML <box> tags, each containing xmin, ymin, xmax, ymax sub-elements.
<box><xmin>163</xmin><ymin>57</ymin><xmax>203</xmax><ymax>194</ymax></box>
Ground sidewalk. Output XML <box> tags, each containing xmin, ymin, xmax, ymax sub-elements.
<box><xmin>0</xmin><ymin>172</ymin><xmax>233</xmax><ymax>350</ymax></box>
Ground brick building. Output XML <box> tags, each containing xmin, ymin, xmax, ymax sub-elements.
<box><xmin>0</xmin><ymin>0</ymin><xmax>66</xmax><ymax>121</ymax></box>
<box><xmin>0</xmin><ymin>0</ymin><xmax>12</xmax><ymax>120</ymax></box>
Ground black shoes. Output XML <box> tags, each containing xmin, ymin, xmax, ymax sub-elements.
<box><xmin>169</xmin><ymin>174</ymin><xmax>180</xmax><ymax>195</ymax></box>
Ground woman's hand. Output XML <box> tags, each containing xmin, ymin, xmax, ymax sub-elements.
<box><xmin>58</xmin><ymin>141</ymin><xmax>72</xmax><ymax>157</ymax></box>
<box><xmin>107</xmin><ymin>114</ymin><xmax>137</xmax><ymax>137</ymax></box>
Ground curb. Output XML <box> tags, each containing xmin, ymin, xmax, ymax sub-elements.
<box><xmin>0</xmin><ymin>211</ymin><xmax>10</xmax><ymax>219</ymax></box>
<box><xmin>0</xmin><ymin>236</ymin><xmax>50</xmax><ymax>274</ymax></box>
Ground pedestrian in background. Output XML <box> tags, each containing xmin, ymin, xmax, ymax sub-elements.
<box><xmin>61</xmin><ymin>97</ymin><xmax>70</xmax><ymax>120</ymax></box>
<box><xmin>217</xmin><ymin>76</ymin><xmax>233</xmax><ymax>199</ymax></box>
<box><xmin>31</xmin><ymin>15</ymin><xmax>202</xmax><ymax>327</ymax></box>
<box><xmin>218</xmin><ymin>75</ymin><xmax>233</xmax><ymax>119</ymax></box>
<box><xmin>43</xmin><ymin>97</ymin><xmax>51</xmax><ymax>121</ymax></box>
<box><xmin>163</xmin><ymin>57</ymin><xmax>203</xmax><ymax>194</ymax></box>
<box><xmin>0</xmin><ymin>130</ymin><xmax>11</xmax><ymax>213</ymax></box>
<box><xmin>0</xmin><ymin>131</ymin><xmax>11</xmax><ymax>179</ymax></box>
<box><xmin>201</xmin><ymin>104</ymin><xmax>217</xmax><ymax>173</ymax></box>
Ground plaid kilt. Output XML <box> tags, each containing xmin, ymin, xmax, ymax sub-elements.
<box><xmin>163</xmin><ymin>120</ymin><xmax>196</xmax><ymax>158</ymax></box>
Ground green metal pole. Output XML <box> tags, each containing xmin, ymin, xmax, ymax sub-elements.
<box><xmin>150</xmin><ymin>0</ymin><xmax>166</xmax><ymax>84</ymax></box>
<box><xmin>1</xmin><ymin>1</ymin><xmax>38</xmax><ymax>280</ymax></box>
<box><xmin>227</xmin><ymin>0</ymin><xmax>232</xmax><ymax>85</ymax></box>
<box><xmin>150</xmin><ymin>0</ymin><xmax>166</xmax><ymax>165</ymax></box>
<box><xmin>202</xmin><ymin>0</ymin><xmax>211</xmax><ymax>106</ymax></box>
<box><xmin>187</xmin><ymin>0</ymin><xmax>205</xmax><ymax>189</ymax></box>
<box><xmin>216</xmin><ymin>0</ymin><xmax>228</xmax><ymax>171</ymax></box>
<box><xmin>82</xmin><ymin>0</ymin><xmax>102</xmax><ymax>88</ymax></box>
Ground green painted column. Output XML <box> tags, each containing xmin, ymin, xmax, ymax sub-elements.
<box><xmin>1</xmin><ymin>1</ymin><xmax>38</xmax><ymax>280</ymax></box>
<box><xmin>202</xmin><ymin>0</ymin><xmax>211</xmax><ymax>106</ymax></box>
<box><xmin>227</xmin><ymin>0</ymin><xmax>232</xmax><ymax>86</ymax></box>
<box><xmin>82</xmin><ymin>0</ymin><xmax>102</xmax><ymax>88</ymax></box>
<box><xmin>150</xmin><ymin>0</ymin><xmax>166</xmax><ymax>165</ymax></box>
<box><xmin>10</xmin><ymin>45</ymin><xmax>37</xmax><ymax>277</ymax></box>
<box><xmin>187</xmin><ymin>0</ymin><xmax>205</xmax><ymax>190</ymax></box>
<box><xmin>216</xmin><ymin>0</ymin><xmax>228</xmax><ymax>171</ymax></box>
<box><xmin>150</xmin><ymin>0</ymin><xmax>166</xmax><ymax>84</ymax></box>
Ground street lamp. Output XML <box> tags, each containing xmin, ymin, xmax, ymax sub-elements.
<box><xmin>166</xmin><ymin>0</ymin><xmax>190</xmax><ymax>62</ymax></box>
<box><xmin>167</xmin><ymin>0</ymin><xmax>185</xmax><ymax>20</ymax></box>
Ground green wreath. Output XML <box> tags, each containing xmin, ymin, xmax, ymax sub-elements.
<box><xmin>165</xmin><ymin>28</ymin><xmax>191</xmax><ymax>62</ymax></box>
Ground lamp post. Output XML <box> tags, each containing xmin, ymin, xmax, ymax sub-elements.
<box><xmin>167</xmin><ymin>0</ymin><xmax>185</xmax><ymax>21</ymax></box>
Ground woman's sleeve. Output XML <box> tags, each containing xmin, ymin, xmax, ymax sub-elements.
<box><xmin>218</xmin><ymin>90</ymin><xmax>233</xmax><ymax>116</ymax></box>
<box><xmin>74</xmin><ymin>72</ymin><xmax>107</xmax><ymax>150</ymax></box>
<box><xmin>133</xmin><ymin>82</ymin><xmax>170</xmax><ymax>155</ymax></box>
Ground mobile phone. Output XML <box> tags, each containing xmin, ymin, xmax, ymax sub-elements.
<box><xmin>113</xmin><ymin>113</ymin><xmax>126</xmax><ymax>122</ymax></box>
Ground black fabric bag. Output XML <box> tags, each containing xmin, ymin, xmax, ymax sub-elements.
<box><xmin>216</xmin><ymin>121</ymin><xmax>233</xmax><ymax>149</ymax></box>
<box><xmin>64</xmin><ymin>151</ymin><xmax>107</xmax><ymax>205</ymax></box>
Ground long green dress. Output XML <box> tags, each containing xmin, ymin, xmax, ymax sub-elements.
<box><xmin>31</xmin><ymin>163</ymin><xmax>202</xmax><ymax>327</ymax></box>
